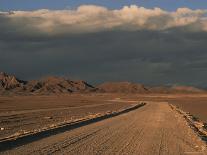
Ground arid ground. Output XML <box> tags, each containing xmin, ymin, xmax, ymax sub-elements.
<box><xmin>0</xmin><ymin>94</ymin><xmax>135</xmax><ymax>139</ymax></box>
<box><xmin>0</xmin><ymin>93</ymin><xmax>207</xmax><ymax>154</ymax></box>
<box><xmin>135</xmin><ymin>94</ymin><xmax>207</xmax><ymax>123</ymax></box>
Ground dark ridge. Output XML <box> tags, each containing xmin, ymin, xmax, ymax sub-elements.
<box><xmin>0</xmin><ymin>72</ymin><xmax>206</xmax><ymax>95</ymax></box>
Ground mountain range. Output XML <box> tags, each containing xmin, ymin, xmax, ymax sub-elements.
<box><xmin>0</xmin><ymin>72</ymin><xmax>96</xmax><ymax>95</ymax></box>
<box><xmin>0</xmin><ymin>72</ymin><xmax>205</xmax><ymax>95</ymax></box>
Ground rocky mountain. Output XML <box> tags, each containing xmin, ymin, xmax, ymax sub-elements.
<box><xmin>25</xmin><ymin>76</ymin><xmax>96</xmax><ymax>94</ymax></box>
<box><xmin>0</xmin><ymin>72</ymin><xmax>206</xmax><ymax>95</ymax></box>
<box><xmin>0</xmin><ymin>72</ymin><xmax>26</xmax><ymax>91</ymax></box>
<box><xmin>0</xmin><ymin>72</ymin><xmax>96</xmax><ymax>95</ymax></box>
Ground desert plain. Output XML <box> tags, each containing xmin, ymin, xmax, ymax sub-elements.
<box><xmin>0</xmin><ymin>93</ymin><xmax>207</xmax><ymax>154</ymax></box>
<box><xmin>0</xmin><ymin>72</ymin><xmax>207</xmax><ymax>154</ymax></box>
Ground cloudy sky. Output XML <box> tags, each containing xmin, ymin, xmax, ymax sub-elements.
<box><xmin>1</xmin><ymin>1</ymin><xmax>207</xmax><ymax>87</ymax></box>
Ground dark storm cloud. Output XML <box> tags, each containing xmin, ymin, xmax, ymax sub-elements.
<box><xmin>0</xmin><ymin>5</ymin><xmax>207</xmax><ymax>87</ymax></box>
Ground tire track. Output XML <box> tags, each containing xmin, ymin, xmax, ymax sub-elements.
<box><xmin>29</xmin><ymin>128</ymin><xmax>103</xmax><ymax>155</ymax></box>
<box><xmin>1</xmin><ymin>102</ymin><xmax>206</xmax><ymax>155</ymax></box>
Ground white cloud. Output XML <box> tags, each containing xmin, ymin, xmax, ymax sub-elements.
<box><xmin>1</xmin><ymin>5</ymin><xmax>207</xmax><ymax>34</ymax></box>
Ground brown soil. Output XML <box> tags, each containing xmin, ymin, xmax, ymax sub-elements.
<box><xmin>134</xmin><ymin>94</ymin><xmax>207</xmax><ymax>123</ymax></box>
<box><xmin>0</xmin><ymin>94</ymin><xmax>135</xmax><ymax>139</ymax></box>
<box><xmin>2</xmin><ymin>102</ymin><xmax>206</xmax><ymax>154</ymax></box>
<box><xmin>1</xmin><ymin>93</ymin><xmax>207</xmax><ymax>140</ymax></box>
<box><xmin>0</xmin><ymin>93</ymin><xmax>207</xmax><ymax>154</ymax></box>
<box><xmin>168</xmin><ymin>97</ymin><xmax>207</xmax><ymax>123</ymax></box>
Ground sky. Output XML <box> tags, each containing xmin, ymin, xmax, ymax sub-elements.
<box><xmin>1</xmin><ymin>0</ymin><xmax>207</xmax><ymax>11</ymax></box>
<box><xmin>1</xmin><ymin>1</ymin><xmax>207</xmax><ymax>87</ymax></box>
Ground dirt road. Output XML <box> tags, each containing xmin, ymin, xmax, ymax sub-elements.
<box><xmin>1</xmin><ymin>102</ymin><xmax>206</xmax><ymax>155</ymax></box>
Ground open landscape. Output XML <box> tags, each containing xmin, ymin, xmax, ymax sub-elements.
<box><xmin>1</xmin><ymin>1</ymin><xmax>207</xmax><ymax>154</ymax></box>
<box><xmin>1</xmin><ymin>94</ymin><xmax>207</xmax><ymax>138</ymax></box>
<box><xmin>0</xmin><ymin>73</ymin><xmax>207</xmax><ymax>154</ymax></box>
<box><xmin>0</xmin><ymin>93</ymin><xmax>207</xmax><ymax>154</ymax></box>
<box><xmin>0</xmin><ymin>94</ymin><xmax>137</xmax><ymax>139</ymax></box>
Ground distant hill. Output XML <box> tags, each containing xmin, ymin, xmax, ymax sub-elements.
<box><xmin>0</xmin><ymin>72</ymin><xmax>96</xmax><ymax>95</ymax></box>
<box><xmin>170</xmin><ymin>85</ymin><xmax>205</xmax><ymax>93</ymax></box>
<box><xmin>0</xmin><ymin>72</ymin><xmax>206</xmax><ymax>95</ymax></box>
<box><xmin>148</xmin><ymin>85</ymin><xmax>205</xmax><ymax>94</ymax></box>
<box><xmin>25</xmin><ymin>77</ymin><xmax>96</xmax><ymax>94</ymax></box>
<box><xmin>98</xmin><ymin>82</ymin><xmax>149</xmax><ymax>93</ymax></box>
<box><xmin>97</xmin><ymin>82</ymin><xmax>206</xmax><ymax>94</ymax></box>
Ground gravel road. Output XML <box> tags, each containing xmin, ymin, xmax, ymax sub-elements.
<box><xmin>1</xmin><ymin>102</ymin><xmax>206</xmax><ymax>155</ymax></box>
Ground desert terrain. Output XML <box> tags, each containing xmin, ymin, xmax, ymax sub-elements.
<box><xmin>0</xmin><ymin>73</ymin><xmax>207</xmax><ymax>154</ymax></box>
<box><xmin>1</xmin><ymin>0</ymin><xmax>207</xmax><ymax>154</ymax></box>
<box><xmin>0</xmin><ymin>94</ymin><xmax>137</xmax><ymax>139</ymax></box>
<box><xmin>0</xmin><ymin>96</ymin><xmax>206</xmax><ymax>154</ymax></box>
<box><xmin>0</xmin><ymin>94</ymin><xmax>207</xmax><ymax>154</ymax></box>
<box><xmin>133</xmin><ymin>94</ymin><xmax>207</xmax><ymax>123</ymax></box>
